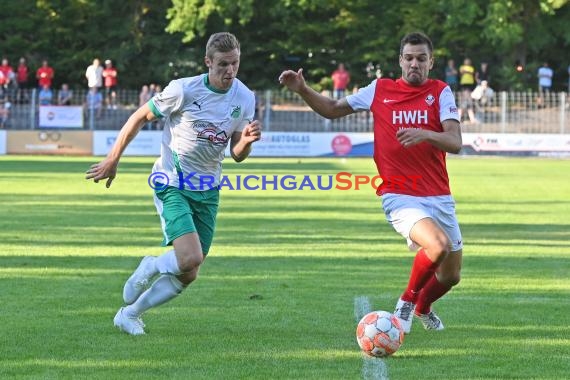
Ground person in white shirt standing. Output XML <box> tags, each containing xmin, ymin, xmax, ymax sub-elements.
<box><xmin>85</xmin><ymin>58</ymin><xmax>103</xmax><ymax>91</ymax></box>
<box><xmin>537</xmin><ymin>62</ymin><xmax>553</xmax><ymax>107</ymax></box>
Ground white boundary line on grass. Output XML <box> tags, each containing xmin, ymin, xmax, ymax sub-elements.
<box><xmin>354</xmin><ymin>296</ymin><xmax>389</xmax><ymax>380</ymax></box>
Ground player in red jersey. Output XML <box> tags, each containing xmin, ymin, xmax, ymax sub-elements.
<box><xmin>279</xmin><ymin>32</ymin><xmax>462</xmax><ymax>333</ymax></box>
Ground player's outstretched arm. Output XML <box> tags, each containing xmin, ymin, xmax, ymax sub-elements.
<box><xmin>85</xmin><ymin>103</ymin><xmax>155</xmax><ymax>188</ymax></box>
<box><xmin>278</xmin><ymin>68</ymin><xmax>354</xmax><ymax>120</ymax></box>
<box><xmin>230</xmin><ymin>120</ymin><xmax>262</xmax><ymax>162</ymax></box>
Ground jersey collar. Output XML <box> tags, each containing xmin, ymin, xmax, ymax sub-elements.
<box><xmin>204</xmin><ymin>74</ymin><xmax>230</xmax><ymax>94</ymax></box>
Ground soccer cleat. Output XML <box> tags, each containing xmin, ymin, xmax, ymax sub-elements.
<box><xmin>113</xmin><ymin>307</ymin><xmax>145</xmax><ymax>335</ymax></box>
<box><xmin>123</xmin><ymin>256</ymin><xmax>156</xmax><ymax>304</ymax></box>
<box><xmin>393</xmin><ymin>298</ymin><xmax>415</xmax><ymax>334</ymax></box>
<box><xmin>415</xmin><ymin>310</ymin><xmax>445</xmax><ymax>331</ymax></box>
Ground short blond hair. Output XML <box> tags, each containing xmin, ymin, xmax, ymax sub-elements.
<box><xmin>206</xmin><ymin>32</ymin><xmax>240</xmax><ymax>59</ymax></box>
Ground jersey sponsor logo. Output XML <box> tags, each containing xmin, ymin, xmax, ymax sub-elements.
<box><xmin>392</xmin><ymin>110</ymin><xmax>428</xmax><ymax>125</ymax></box>
<box><xmin>230</xmin><ymin>105</ymin><xmax>241</xmax><ymax>119</ymax></box>
<box><xmin>425</xmin><ymin>94</ymin><xmax>435</xmax><ymax>106</ymax></box>
<box><xmin>192</xmin><ymin>120</ymin><xmax>229</xmax><ymax>145</ymax></box>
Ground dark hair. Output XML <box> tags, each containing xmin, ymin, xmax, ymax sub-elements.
<box><xmin>206</xmin><ymin>32</ymin><xmax>240</xmax><ymax>59</ymax></box>
<box><xmin>400</xmin><ymin>32</ymin><xmax>433</xmax><ymax>56</ymax></box>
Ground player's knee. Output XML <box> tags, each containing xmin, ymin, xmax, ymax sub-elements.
<box><xmin>428</xmin><ymin>237</ymin><xmax>451</xmax><ymax>263</ymax></box>
<box><xmin>177</xmin><ymin>251</ymin><xmax>203</xmax><ymax>273</ymax></box>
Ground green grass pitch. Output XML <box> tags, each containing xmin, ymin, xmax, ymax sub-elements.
<box><xmin>0</xmin><ymin>155</ymin><xmax>569</xmax><ymax>379</ymax></box>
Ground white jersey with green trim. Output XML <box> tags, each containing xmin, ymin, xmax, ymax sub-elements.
<box><xmin>149</xmin><ymin>74</ymin><xmax>255</xmax><ymax>190</ymax></box>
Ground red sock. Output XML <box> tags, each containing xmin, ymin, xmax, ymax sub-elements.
<box><xmin>415</xmin><ymin>274</ymin><xmax>452</xmax><ymax>314</ymax></box>
<box><xmin>401</xmin><ymin>248</ymin><xmax>439</xmax><ymax>303</ymax></box>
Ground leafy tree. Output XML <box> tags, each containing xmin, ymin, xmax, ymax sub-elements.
<box><xmin>0</xmin><ymin>0</ymin><xmax>186</xmax><ymax>90</ymax></box>
<box><xmin>0</xmin><ymin>0</ymin><xmax>567</xmax><ymax>92</ymax></box>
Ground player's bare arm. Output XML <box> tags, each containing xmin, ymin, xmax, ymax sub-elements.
<box><xmin>85</xmin><ymin>103</ymin><xmax>155</xmax><ymax>187</ymax></box>
<box><xmin>230</xmin><ymin>120</ymin><xmax>262</xmax><ymax>162</ymax></box>
<box><xmin>396</xmin><ymin>119</ymin><xmax>462</xmax><ymax>154</ymax></box>
<box><xmin>278</xmin><ymin>68</ymin><xmax>354</xmax><ymax>119</ymax></box>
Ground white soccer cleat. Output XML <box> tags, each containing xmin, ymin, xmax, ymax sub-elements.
<box><xmin>113</xmin><ymin>307</ymin><xmax>145</xmax><ymax>335</ymax></box>
<box><xmin>415</xmin><ymin>310</ymin><xmax>445</xmax><ymax>331</ymax></box>
<box><xmin>123</xmin><ymin>256</ymin><xmax>156</xmax><ymax>304</ymax></box>
<box><xmin>393</xmin><ymin>298</ymin><xmax>415</xmax><ymax>334</ymax></box>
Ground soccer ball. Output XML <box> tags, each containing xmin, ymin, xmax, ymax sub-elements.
<box><xmin>356</xmin><ymin>310</ymin><xmax>404</xmax><ymax>357</ymax></box>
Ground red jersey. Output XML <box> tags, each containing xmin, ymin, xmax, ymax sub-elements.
<box><xmin>36</xmin><ymin>66</ymin><xmax>54</xmax><ymax>88</ymax></box>
<box><xmin>103</xmin><ymin>67</ymin><xmax>118</xmax><ymax>87</ymax></box>
<box><xmin>17</xmin><ymin>64</ymin><xmax>28</xmax><ymax>83</ymax></box>
<box><xmin>0</xmin><ymin>65</ymin><xmax>13</xmax><ymax>85</ymax></box>
<box><xmin>364</xmin><ymin>78</ymin><xmax>457</xmax><ymax>196</ymax></box>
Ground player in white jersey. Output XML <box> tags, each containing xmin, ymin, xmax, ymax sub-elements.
<box><xmin>86</xmin><ymin>32</ymin><xmax>262</xmax><ymax>335</ymax></box>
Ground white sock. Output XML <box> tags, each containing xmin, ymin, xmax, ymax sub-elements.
<box><xmin>154</xmin><ymin>249</ymin><xmax>182</xmax><ymax>275</ymax></box>
<box><xmin>125</xmin><ymin>275</ymin><xmax>184</xmax><ymax>317</ymax></box>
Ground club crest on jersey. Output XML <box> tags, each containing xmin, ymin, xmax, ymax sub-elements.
<box><xmin>425</xmin><ymin>94</ymin><xmax>435</xmax><ymax>106</ymax></box>
<box><xmin>230</xmin><ymin>105</ymin><xmax>241</xmax><ymax>119</ymax></box>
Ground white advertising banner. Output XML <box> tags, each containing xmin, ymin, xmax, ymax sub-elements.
<box><xmin>92</xmin><ymin>131</ymin><xmax>570</xmax><ymax>158</ymax></box>
<box><xmin>39</xmin><ymin>106</ymin><xmax>84</xmax><ymax>128</ymax></box>
<box><xmin>0</xmin><ymin>130</ymin><xmax>6</xmax><ymax>155</ymax></box>
<box><xmin>93</xmin><ymin>131</ymin><xmax>162</xmax><ymax>156</ymax></box>
<box><xmin>226</xmin><ymin>132</ymin><xmax>375</xmax><ymax>157</ymax></box>
<box><xmin>462</xmin><ymin>133</ymin><xmax>570</xmax><ymax>153</ymax></box>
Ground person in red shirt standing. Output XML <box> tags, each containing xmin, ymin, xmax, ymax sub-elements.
<box><xmin>102</xmin><ymin>59</ymin><xmax>118</xmax><ymax>109</ymax></box>
<box><xmin>36</xmin><ymin>59</ymin><xmax>54</xmax><ymax>89</ymax></box>
<box><xmin>331</xmin><ymin>63</ymin><xmax>350</xmax><ymax>99</ymax></box>
<box><xmin>16</xmin><ymin>57</ymin><xmax>30</xmax><ymax>103</ymax></box>
<box><xmin>0</xmin><ymin>58</ymin><xmax>14</xmax><ymax>99</ymax></box>
<box><xmin>279</xmin><ymin>32</ymin><xmax>462</xmax><ymax>334</ymax></box>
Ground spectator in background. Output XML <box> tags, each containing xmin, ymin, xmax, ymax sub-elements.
<box><xmin>0</xmin><ymin>58</ymin><xmax>14</xmax><ymax>98</ymax></box>
<box><xmin>57</xmin><ymin>83</ymin><xmax>73</xmax><ymax>105</ymax></box>
<box><xmin>38</xmin><ymin>84</ymin><xmax>53</xmax><ymax>105</ymax></box>
<box><xmin>36</xmin><ymin>59</ymin><xmax>54</xmax><ymax>89</ymax></box>
<box><xmin>85</xmin><ymin>58</ymin><xmax>103</xmax><ymax>91</ymax></box>
<box><xmin>476</xmin><ymin>62</ymin><xmax>490</xmax><ymax>85</ymax></box>
<box><xmin>459</xmin><ymin>58</ymin><xmax>476</xmax><ymax>91</ymax></box>
<box><xmin>150</xmin><ymin>84</ymin><xmax>164</xmax><ymax>130</ymax></box>
<box><xmin>458</xmin><ymin>58</ymin><xmax>477</xmax><ymax>124</ymax></box>
<box><xmin>0</xmin><ymin>97</ymin><xmax>11</xmax><ymax>128</ymax></box>
<box><xmin>138</xmin><ymin>84</ymin><xmax>152</xmax><ymax>129</ymax></box>
<box><xmin>85</xmin><ymin>86</ymin><xmax>103</xmax><ymax>119</ymax></box>
<box><xmin>139</xmin><ymin>84</ymin><xmax>150</xmax><ymax>107</ymax></box>
<box><xmin>103</xmin><ymin>59</ymin><xmax>118</xmax><ymax>109</ymax></box>
<box><xmin>148</xmin><ymin>83</ymin><xmax>157</xmax><ymax>98</ymax></box>
<box><xmin>331</xmin><ymin>63</ymin><xmax>350</xmax><ymax>99</ymax></box>
<box><xmin>537</xmin><ymin>62</ymin><xmax>553</xmax><ymax>107</ymax></box>
<box><xmin>471</xmin><ymin>80</ymin><xmax>494</xmax><ymax>121</ymax></box>
<box><xmin>444</xmin><ymin>59</ymin><xmax>458</xmax><ymax>92</ymax></box>
<box><xmin>0</xmin><ymin>71</ymin><xmax>4</xmax><ymax>98</ymax></box>
<box><xmin>16</xmin><ymin>57</ymin><xmax>29</xmax><ymax>104</ymax></box>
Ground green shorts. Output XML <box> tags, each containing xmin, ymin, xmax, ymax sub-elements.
<box><xmin>154</xmin><ymin>186</ymin><xmax>219</xmax><ymax>254</ymax></box>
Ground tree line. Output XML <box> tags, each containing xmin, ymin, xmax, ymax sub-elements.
<box><xmin>1</xmin><ymin>0</ymin><xmax>568</xmax><ymax>92</ymax></box>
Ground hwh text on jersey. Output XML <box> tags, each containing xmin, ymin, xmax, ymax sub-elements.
<box><xmin>392</xmin><ymin>110</ymin><xmax>428</xmax><ymax>125</ymax></box>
